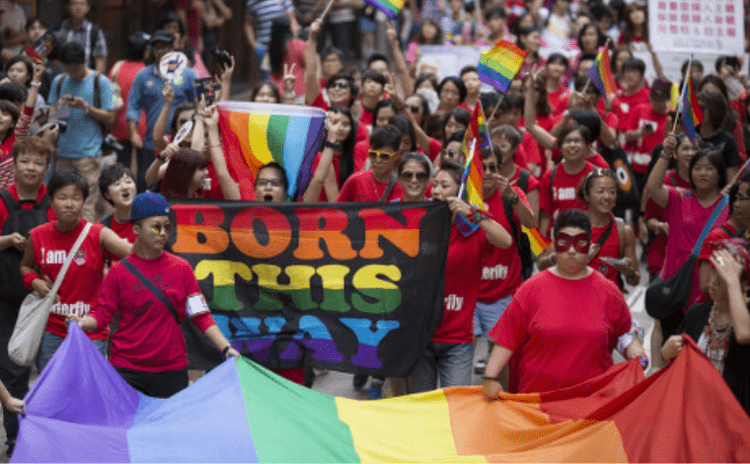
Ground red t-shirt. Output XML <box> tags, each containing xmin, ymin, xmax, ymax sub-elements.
<box><xmin>589</xmin><ymin>215</ymin><xmax>622</xmax><ymax>285</ymax></box>
<box><xmin>539</xmin><ymin>161</ymin><xmax>594</xmax><ymax>216</ymax></box>
<box><xmin>644</xmin><ymin>170</ymin><xmax>691</xmax><ymax>275</ymax></box>
<box><xmin>102</xmin><ymin>215</ymin><xmax>136</xmax><ymax>264</ymax></box>
<box><xmin>597</xmin><ymin>97</ymin><xmax>626</xmax><ymax>128</ymax></box>
<box><xmin>110</xmin><ymin>60</ymin><xmax>147</xmax><ymax>141</ymax></box>
<box><xmin>359</xmin><ymin>105</ymin><xmax>374</xmax><ymax>130</ymax></box>
<box><xmin>587</xmin><ymin>151</ymin><xmax>611</xmax><ymax>169</ymax></box>
<box><xmin>489</xmin><ymin>270</ymin><xmax>631</xmax><ymax>393</ymax></box>
<box><xmin>89</xmin><ymin>252</ymin><xmax>216</xmax><ymax>372</ymax></box>
<box><xmin>336</xmin><ymin>169</ymin><xmax>404</xmax><ymax>202</ymax></box>
<box><xmin>617</xmin><ymin>87</ymin><xmax>649</xmax><ymax>117</ymax></box>
<box><xmin>310</xmin><ymin>150</ymin><xmax>342</xmax><ymax>202</ymax></box>
<box><xmin>624</xmin><ymin>103</ymin><xmax>669</xmax><ymax>174</ymax></box>
<box><xmin>30</xmin><ymin>218</ymin><xmax>109</xmax><ymax>340</ymax></box>
<box><xmin>433</xmin><ymin>224</ymin><xmax>488</xmax><ymax>343</ymax></box>
<box><xmin>0</xmin><ymin>184</ymin><xmax>56</xmax><ymax>226</ymax></box>
<box><xmin>548</xmin><ymin>86</ymin><xmax>570</xmax><ymax>117</ymax></box>
<box><xmin>354</xmin><ymin>139</ymin><xmax>369</xmax><ymax>173</ymax></box>
<box><xmin>428</xmin><ymin>137</ymin><xmax>443</xmax><ymax>162</ymax></box>
<box><xmin>520</xmin><ymin>130</ymin><xmax>541</xmax><ymax>166</ymax></box>
<box><xmin>478</xmin><ymin>187</ymin><xmax>528</xmax><ymax>302</ymax></box>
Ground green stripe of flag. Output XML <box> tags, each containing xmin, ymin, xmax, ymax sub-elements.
<box><xmin>267</xmin><ymin>115</ymin><xmax>290</xmax><ymax>165</ymax></box>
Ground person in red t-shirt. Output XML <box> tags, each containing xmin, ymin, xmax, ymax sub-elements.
<box><xmin>491</xmin><ymin>125</ymin><xmax>540</xmax><ymax>219</ymax></box>
<box><xmin>406</xmin><ymin>160</ymin><xmax>512</xmax><ymax>394</ymax></box>
<box><xmin>545</xmin><ymin>53</ymin><xmax>571</xmax><ymax>118</ymax></box>
<box><xmin>68</xmin><ymin>192</ymin><xmax>240</xmax><ymax>398</ymax></box>
<box><xmin>483</xmin><ymin>209</ymin><xmax>644</xmax><ymax>396</ymax></box>
<box><xmin>336</xmin><ymin>126</ymin><xmax>405</xmax><ymax>203</ymax></box>
<box><xmin>98</xmin><ymin>163</ymin><xmax>137</xmax><ymax>264</ymax></box>
<box><xmin>0</xmin><ymin>136</ymin><xmax>52</xmax><ymax>452</ymax></box>
<box><xmin>20</xmin><ymin>170</ymin><xmax>133</xmax><ymax>372</ymax></box>
<box><xmin>617</xmin><ymin>58</ymin><xmax>650</xmax><ymax>117</ymax></box>
<box><xmin>359</xmin><ymin>70</ymin><xmax>387</xmax><ymax>130</ymax></box>
<box><xmin>473</xmin><ymin>145</ymin><xmax>536</xmax><ymax>387</ymax></box>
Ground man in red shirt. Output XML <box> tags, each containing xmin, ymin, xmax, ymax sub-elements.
<box><xmin>0</xmin><ymin>136</ymin><xmax>53</xmax><ymax>455</ymax></box>
<box><xmin>98</xmin><ymin>163</ymin><xmax>137</xmax><ymax>264</ymax></box>
<box><xmin>617</xmin><ymin>58</ymin><xmax>650</xmax><ymax>117</ymax></box>
<box><xmin>69</xmin><ymin>191</ymin><xmax>240</xmax><ymax>398</ymax></box>
<box><xmin>336</xmin><ymin>125</ymin><xmax>404</xmax><ymax>203</ymax></box>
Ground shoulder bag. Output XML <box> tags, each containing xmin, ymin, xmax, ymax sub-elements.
<box><xmin>8</xmin><ymin>222</ymin><xmax>92</xmax><ymax>366</ymax></box>
<box><xmin>645</xmin><ymin>195</ymin><xmax>728</xmax><ymax>320</ymax></box>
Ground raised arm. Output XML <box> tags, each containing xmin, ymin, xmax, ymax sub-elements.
<box><xmin>447</xmin><ymin>196</ymin><xmax>512</xmax><ymax>248</ymax></box>
<box><xmin>711</xmin><ymin>250</ymin><xmax>750</xmax><ymax>344</ymax></box>
<box><xmin>524</xmin><ymin>73</ymin><xmax>556</xmax><ymax>150</ymax></box>
<box><xmin>153</xmin><ymin>82</ymin><xmax>175</xmax><ymax>152</ymax></box>
<box><xmin>204</xmin><ymin>106</ymin><xmax>240</xmax><ymax>200</ymax></box>
<box><xmin>303</xmin><ymin>111</ymin><xmax>338</xmax><ymax>202</ymax></box>
<box><xmin>644</xmin><ymin>133</ymin><xmax>674</xmax><ymax>208</ymax></box>
<box><xmin>386</xmin><ymin>21</ymin><xmax>413</xmax><ymax>97</ymax></box>
<box><xmin>304</xmin><ymin>19</ymin><xmax>323</xmax><ymax>106</ymax></box>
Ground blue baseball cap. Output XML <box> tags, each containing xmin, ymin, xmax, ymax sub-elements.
<box><xmin>128</xmin><ymin>192</ymin><xmax>171</xmax><ymax>221</ymax></box>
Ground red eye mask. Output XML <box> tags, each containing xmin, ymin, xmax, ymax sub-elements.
<box><xmin>555</xmin><ymin>232</ymin><xmax>591</xmax><ymax>254</ymax></box>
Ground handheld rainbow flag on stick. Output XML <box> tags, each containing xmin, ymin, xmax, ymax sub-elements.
<box><xmin>522</xmin><ymin>225</ymin><xmax>550</xmax><ymax>257</ymax></box>
<box><xmin>362</xmin><ymin>0</ymin><xmax>403</xmax><ymax>19</ymax></box>
<box><xmin>455</xmin><ymin>103</ymin><xmax>490</xmax><ymax>236</ymax></box>
<box><xmin>679</xmin><ymin>57</ymin><xmax>704</xmax><ymax>142</ymax></box>
<box><xmin>587</xmin><ymin>41</ymin><xmax>618</xmax><ymax>101</ymax></box>
<box><xmin>477</xmin><ymin>40</ymin><xmax>528</xmax><ymax>93</ymax></box>
<box><xmin>217</xmin><ymin>102</ymin><xmax>326</xmax><ymax>199</ymax></box>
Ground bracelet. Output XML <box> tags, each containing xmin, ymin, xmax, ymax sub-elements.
<box><xmin>222</xmin><ymin>345</ymin><xmax>232</xmax><ymax>358</ymax></box>
<box><xmin>660</xmin><ymin>153</ymin><xmax>671</xmax><ymax>161</ymax></box>
<box><xmin>22</xmin><ymin>272</ymin><xmax>41</xmax><ymax>290</ymax></box>
<box><xmin>482</xmin><ymin>375</ymin><xmax>501</xmax><ymax>381</ymax></box>
<box><xmin>30</xmin><ymin>82</ymin><xmax>41</xmax><ymax>87</ymax></box>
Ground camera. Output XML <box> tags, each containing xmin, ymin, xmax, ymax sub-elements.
<box><xmin>101</xmin><ymin>134</ymin><xmax>124</xmax><ymax>154</ymax></box>
<box><xmin>32</xmin><ymin>120</ymin><xmax>67</xmax><ymax>136</ymax></box>
<box><xmin>195</xmin><ymin>78</ymin><xmax>221</xmax><ymax>105</ymax></box>
<box><xmin>211</xmin><ymin>48</ymin><xmax>232</xmax><ymax>77</ymax></box>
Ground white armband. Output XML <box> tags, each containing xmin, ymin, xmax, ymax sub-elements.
<box><xmin>186</xmin><ymin>293</ymin><xmax>210</xmax><ymax>318</ymax></box>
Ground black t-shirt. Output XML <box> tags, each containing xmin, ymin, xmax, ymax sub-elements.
<box><xmin>700</xmin><ymin>130</ymin><xmax>742</xmax><ymax>169</ymax></box>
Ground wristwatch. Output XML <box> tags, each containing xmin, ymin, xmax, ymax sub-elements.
<box><xmin>510</xmin><ymin>194</ymin><xmax>520</xmax><ymax>205</ymax></box>
<box><xmin>324</xmin><ymin>140</ymin><xmax>340</xmax><ymax>149</ymax></box>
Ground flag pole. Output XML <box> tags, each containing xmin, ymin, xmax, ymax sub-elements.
<box><xmin>671</xmin><ymin>54</ymin><xmax>693</xmax><ymax>134</ymax></box>
<box><xmin>457</xmin><ymin>139</ymin><xmax>477</xmax><ymax>199</ymax></box>
<box><xmin>318</xmin><ymin>0</ymin><xmax>333</xmax><ymax>20</ymax></box>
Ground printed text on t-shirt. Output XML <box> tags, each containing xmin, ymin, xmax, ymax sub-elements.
<box><xmin>444</xmin><ymin>294</ymin><xmax>464</xmax><ymax>311</ymax></box>
<box><xmin>554</xmin><ymin>187</ymin><xmax>576</xmax><ymax>201</ymax></box>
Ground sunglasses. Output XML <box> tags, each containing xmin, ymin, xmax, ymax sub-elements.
<box><xmin>149</xmin><ymin>223</ymin><xmax>172</xmax><ymax>235</ymax></box>
<box><xmin>483</xmin><ymin>163</ymin><xmax>498</xmax><ymax>173</ymax></box>
<box><xmin>441</xmin><ymin>149</ymin><xmax>460</xmax><ymax>159</ymax></box>
<box><xmin>368</xmin><ymin>150</ymin><xmax>396</xmax><ymax>161</ymax></box>
<box><xmin>330</xmin><ymin>81</ymin><xmax>349</xmax><ymax>89</ymax></box>
<box><xmin>554</xmin><ymin>232</ymin><xmax>591</xmax><ymax>254</ymax></box>
<box><xmin>399</xmin><ymin>170</ymin><xmax>429</xmax><ymax>181</ymax></box>
<box><xmin>407</xmin><ymin>104</ymin><xmax>420</xmax><ymax>113</ymax></box>
<box><xmin>256</xmin><ymin>178</ymin><xmax>283</xmax><ymax>187</ymax></box>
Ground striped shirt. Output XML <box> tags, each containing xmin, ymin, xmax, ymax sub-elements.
<box><xmin>54</xmin><ymin>19</ymin><xmax>108</xmax><ymax>69</ymax></box>
<box><xmin>245</xmin><ymin>0</ymin><xmax>294</xmax><ymax>48</ymax></box>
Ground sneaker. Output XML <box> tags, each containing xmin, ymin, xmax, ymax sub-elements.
<box><xmin>368</xmin><ymin>381</ymin><xmax>383</xmax><ymax>400</ymax></box>
<box><xmin>474</xmin><ymin>358</ymin><xmax>487</xmax><ymax>374</ymax></box>
<box><xmin>352</xmin><ymin>374</ymin><xmax>368</xmax><ymax>389</ymax></box>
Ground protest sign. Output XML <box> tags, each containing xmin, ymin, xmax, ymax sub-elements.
<box><xmin>170</xmin><ymin>199</ymin><xmax>451</xmax><ymax>377</ymax></box>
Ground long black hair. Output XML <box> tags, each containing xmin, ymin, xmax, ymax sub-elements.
<box><xmin>268</xmin><ymin>16</ymin><xmax>292</xmax><ymax>77</ymax></box>
<box><xmin>327</xmin><ymin>106</ymin><xmax>357</xmax><ymax>186</ymax></box>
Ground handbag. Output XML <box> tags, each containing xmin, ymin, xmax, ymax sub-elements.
<box><xmin>8</xmin><ymin>222</ymin><xmax>92</xmax><ymax>366</ymax></box>
<box><xmin>645</xmin><ymin>195</ymin><xmax>728</xmax><ymax>320</ymax></box>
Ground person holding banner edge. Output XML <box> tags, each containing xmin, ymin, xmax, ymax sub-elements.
<box><xmin>67</xmin><ymin>191</ymin><xmax>240</xmax><ymax>398</ymax></box>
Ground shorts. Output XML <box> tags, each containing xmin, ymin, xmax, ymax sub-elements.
<box><xmin>473</xmin><ymin>295</ymin><xmax>512</xmax><ymax>338</ymax></box>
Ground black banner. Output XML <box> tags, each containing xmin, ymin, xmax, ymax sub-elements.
<box><xmin>170</xmin><ymin>200</ymin><xmax>451</xmax><ymax>377</ymax></box>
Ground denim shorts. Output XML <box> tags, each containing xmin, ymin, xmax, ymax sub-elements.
<box><xmin>406</xmin><ymin>342</ymin><xmax>474</xmax><ymax>393</ymax></box>
<box><xmin>474</xmin><ymin>295</ymin><xmax>512</xmax><ymax>338</ymax></box>
<box><xmin>38</xmin><ymin>330</ymin><xmax>107</xmax><ymax>373</ymax></box>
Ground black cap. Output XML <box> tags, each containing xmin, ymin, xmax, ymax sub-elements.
<box><xmin>149</xmin><ymin>30</ymin><xmax>175</xmax><ymax>45</ymax></box>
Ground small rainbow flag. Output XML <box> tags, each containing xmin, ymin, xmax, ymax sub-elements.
<box><xmin>587</xmin><ymin>41</ymin><xmax>618</xmax><ymax>101</ymax></box>
<box><xmin>363</xmin><ymin>0</ymin><xmax>403</xmax><ymax>19</ymax></box>
<box><xmin>522</xmin><ymin>225</ymin><xmax>550</xmax><ymax>258</ymax></box>
<box><xmin>681</xmin><ymin>72</ymin><xmax>704</xmax><ymax>142</ymax></box>
<box><xmin>477</xmin><ymin>40</ymin><xmax>528</xmax><ymax>93</ymax></box>
<box><xmin>217</xmin><ymin>102</ymin><xmax>326</xmax><ymax>199</ymax></box>
<box><xmin>456</xmin><ymin>103</ymin><xmax>489</xmax><ymax>236</ymax></box>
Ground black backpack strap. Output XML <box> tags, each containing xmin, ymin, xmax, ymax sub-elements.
<box><xmin>548</xmin><ymin>164</ymin><xmax>558</xmax><ymax>202</ymax></box>
<box><xmin>591</xmin><ymin>218</ymin><xmax>615</xmax><ymax>260</ymax></box>
<box><xmin>502</xmin><ymin>195</ymin><xmax>521</xmax><ymax>246</ymax></box>
<box><xmin>89</xmin><ymin>25</ymin><xmax>100</xmax><ymax>69</ymax></box>
<box><xmin>0</xmin><ymin>189</ymin><xmax>18</xmax><ymax>211</ymax></box>
<box><xmin>93</xmin><ymin>72</ymin><xmax>101</xmax><ymax>109</ymax></box>
<box><xmin>518</xmin><ymin>169</ymin><xmax>530</xmax><ymax>193</ymax></box>
<box><xmin>56</xmin><ymin>73</ymin><xmax>67</xmax><ymax>101</ymax></box>
<box><xmin>120</xmin><ymin>258</ymin><xmax>180</xmax><ymax>324</ymax></box>
<box><xmin>100</xmin><ymin>213</ymin><xmax>113</xmax><ymax>228</ymax></box>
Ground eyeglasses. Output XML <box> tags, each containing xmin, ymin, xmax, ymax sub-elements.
<box><xmin>735</xmin><ymin>195</ymin><xmax>750</xmax><ymax>202</ymax></box>
<box><xmin>256</xmin><ymin>178</ymin><xmax>283</xmax><ymax>187</ymax></box>
<box><xmin>368</xmin><ymin>150</ymin><xmax>396</xmax><ymax>161</ymax></box>
<box><xmin>407</xmin><ymin>104</ymin><xmax>421</xmax><ymax>113</ymax></box>
<box><xmin>441</xmin><ymin>149</ymin><xmax>459</xmax><ymax>159</ymax></box>
<box><xmin>330</xmin><ymin>81</ymin><xmax>349</xmax><ymax>90</ymax></box>
<box><xmin>554</xmin><ymin>232</ymin><xmax>591</xmax><ymax>253</ymax></box>
<box><xmin>399</xmin><ymin>171</ymin><xmax>429</xmax><ymax>181</ymax></box>
<box><xmin>149</xmin><ymin>223</ymin><xmax>172</xmax><ymax>235</ymax></box>
<box><xmin>483</xmin><ymin>163</ymin><xmax>498</xmax><ymax>173</ymax></box>
<box><xmin>561</xmin><ymin>136</ymin><xmax>585</xmax><ymax>145</ymax></box>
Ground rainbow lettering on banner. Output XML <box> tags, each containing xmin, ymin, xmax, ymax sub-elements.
<box><xmin>363</xmin><ymin>0</ymin><xmax>403</xmax><ymax>19</ymax></box>
<box><xmin>16</xmin><ymin>326</ymin><xmax>750</xmax><ymax>463</ymax></box>
<box><xmin>681</xmin><ymin>72</ymin><xmax>704</xmax><ymax>142</ymax></box>
<box><xmin>170</xmin><ymin>200</ymin><xmax>450</xmax><ymax>376</ymax></box>
<box><xmin>587</xmin><ymin>41</ymin><xmax>618</xmax><ymax>101</ymax></box>
<box><xmin>217</xmin><ymin>102</ymin><xmax>326</xmax><ymax>199</ymax></box>
<box><xmin>477</xmin><ymin>40</ymin><xmax>528</xmax><ymax>93</ymax></box>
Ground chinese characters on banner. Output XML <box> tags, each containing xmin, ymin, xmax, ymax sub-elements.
<box><xmin>649</xmin><ymin>0</ymin><xmax>746</xmax><ymax>82</ymax></box>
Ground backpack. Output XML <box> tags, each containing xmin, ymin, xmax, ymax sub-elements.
<box><xmin>56</xmin><ymin>71</ymin><xmax>111</xmax><ymax>133</ymax></box>
<box><xmin>0</xmin><ymin>190</ymin><xmax>49</xmax><ymax>306</ymax></box>
<box><xmin>502</xmin><ymin>195</ymin><xmax>534</xmax><ymax>281</ymax></box>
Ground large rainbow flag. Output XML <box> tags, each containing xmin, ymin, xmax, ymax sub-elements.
<box><xmin>587</xmin><ymin>41</ymin><xmax>618</xmax><ymax>101</ymax></box>
<box><xmin>363</xmin><ymin>0</ymin><xmax>403</xmax><ymax>19</ymax></box>
<box><xmin>14</xmin><ymin>319</ymin><xmax>750</xmax><ymax>462</ymax></box>
<box><xmin>477</xmin><ymin>40</ymin><xmax>527</xmax><ymax>93</ymax></box>
<box><xmin>681</xmin><ymin>71</ymin><xmax>704</xmax><ymax>142</ymax></box>
<box><xmin>217</xmin><ymin>102</ymin><xmax>326</xmax><ymax>199</ymax></box>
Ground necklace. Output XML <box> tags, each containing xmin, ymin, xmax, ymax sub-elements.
<box><xmin>702</xmin><ymin>302</ymin><xmax>732</xmax><ymax>373</ymax></box>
